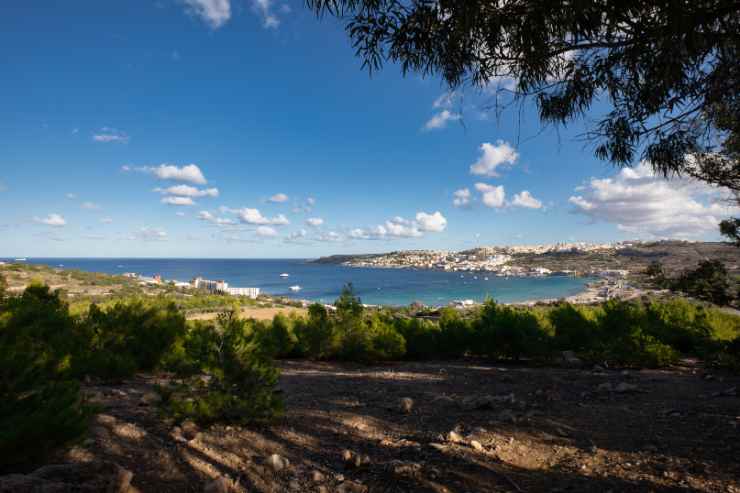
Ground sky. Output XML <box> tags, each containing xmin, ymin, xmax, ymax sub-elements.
<box><xmin>1</xmin><ymin>1</ymin><xmax>737</xmax><ymax>258</ymax></box>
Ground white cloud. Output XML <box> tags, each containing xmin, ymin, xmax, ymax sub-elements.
<box><xmin>252</xmin><ymin>0</ymin><xmax>281</xmax><ymax>28</ymax></box>
<box><xmin>351</xmin><ymin>212</ymin><xmax>448</xmax><ymax>240</ymax></box>
<box><xmin>424</xmin><ymin>110</ymin><xmax>461</xmax><ymax>130</ymax></box>
<box><xmin>306</xmin><ymin>197</ymin><xmax>316</xmax><ymax>206</ymax></box>
<box><xmin>100</xmin><ymin>217</ymin><xmax>113</xmax><ymax>224</ymax></box>
<box><xmin>197</xmin><ymin>210</ymin><xmax>236</xmax><ymax>225</ymax></box>
<box><xmin>236</xmin><ymin>208</ymin><xmax>290</xmax><ymax>225</ymax></box>
<box><xmin>121</xmin><ymin>165</ymin><xmax>131</xmax><ymax>172</ymax></box>
<box><xmin>433</xmin><ymin>91</ymin><xmax>458</xmax><ymax>109</ymax></box>
<box><xmin>161</xmin><ymin>196</ymin><xmax>195</xmax><ymax>206</ymax></box>
<box><xmin>66</xmin><ymin>193</ymin><xmax>77</xmax><ymax>199</ymax></box>
<box><xmin>182</xmin><ymin>0</ymin><xmax>231</xmax><ymax>28</ymax></box>
<box><xmin>256</xmin><ymin>225</ymin><xmax>278</xmax><ymax>237</ymax></box>
<box><xmin>154</xmin><ymin>184</ymin><xmax>219</xmax><ymax>197</ymax></box>
<box><xmin>284</xmin><ymin>229</ymin><xmax>308</xmax><ymax>243</ymax></box>
<box><xmin>81</xmin><ymin>201</ymin><xmax>101</xmax><ymax>210</ymax></box>
<box><xmin>511</xmin><ymin>190</ymin><xmax>543</xmax><ymax>209</ymax></box>
<box><xmin>269</xmin><ymin>193</ymin><xmax>289</xmax><ymax>203</ymax></box>
<box><xmin>453</xmin><ymin>188</ymin><xmax>471</xmax><ymax>208</ymax></box>
<box><xmin>34</xmin><ymin>213</ymin><xmax>66</xmax><ymax>227</ymax></box>
<box><xmin>92</xmin><ymin>127</ymin><xmax>129</xmax><ymax>144</ymax></box>
<box><xmin>129</xmin><ymin>227</ymin><xmax>168</xmax><ymax>242</ymax></box>
<box><xmin>145</xmin><ymin>164</ymin><xmax>207</xmax><ymax>184</ymax></box>
<box><xmin>306</xmin><ymin>217</ymin><xmax>324</xmax><ymax>227</ymax></box>
<box><xmin>470</xmin><ymin>141</ymin><xmax>519</xmax><ymax>177</ymax></box>
<box><xmin>176</xmin><ymin>212</ymin><xmax>186</xmax><ymax>217</ymax></box>
<box><xmin>569</xmin><ymin>162</ymin><xmax>739</xmax><ymax>238</ymax></box>
<box><xmin>416</xmin><ymin>211</ymin><xmax>447</xmax><ymax>232</ymax></box>
<box><xmin>475</xmin><ymin>183</ymin><xmax>506</xmax><ymax>208</ymax></box>
<box><xmin>315</xmin><ymin>231</ymin><xmax>344</xmax><ymax>242</ymax></box>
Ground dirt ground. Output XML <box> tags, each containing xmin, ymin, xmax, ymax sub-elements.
<box><xmin>49</xmin><ymin>360</ymin><xmax>740</xmax><ymax>492</ymax></box>
<box><xmin>187</xmin><ymin>306</ymin><xmax>307</xmax><ymax>322</ymax></box>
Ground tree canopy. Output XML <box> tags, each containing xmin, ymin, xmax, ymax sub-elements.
<box><xmin>308</xmin><ymin>0</ymin><xmax>739</xmax><ymax>236</ymax></box>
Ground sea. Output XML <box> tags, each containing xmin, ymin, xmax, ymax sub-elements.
<box><xmin>4</xmin><ymin>258</ymin><xmax>593</xmax><ymax>306</ymax></box>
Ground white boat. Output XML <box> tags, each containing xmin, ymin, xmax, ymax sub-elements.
<box><xmin>15</xmin><ymin>258</ymin><xmax>26</xmax><ymax>261</ymax></box>
<box><xmin>289</xmin><ymin>285</ymin><xmax>302</xmax><ymax>292</ymax></box>
<box><xmin>280</xmin><ymin>273</ymin><xmax>290</xmax><ymax>278</ymax></box>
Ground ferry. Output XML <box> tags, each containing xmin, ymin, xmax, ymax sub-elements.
<box><xmin>279</xmin><ymin>273</ymin><xmax>290</xmax><ymax>278</ymax></box>
<box><xmin>289</xmin><ymin>285</ymin><xmax>302</xmax><ymax>292</ymax></box>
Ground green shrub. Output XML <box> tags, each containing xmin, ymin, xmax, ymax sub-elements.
<box><xmin>293</xmin><ymin>303</ymin><xmax>340</xmax><ymax>359</ymax></box>
<box><xmin>160</xmin><ymin>311</ymin><xmax>282</xmax><ymax>425</ymax></box>
<box><xmin>0</xmin><ymin>286</ymin><xmax>90</xmax><ymax>468</ymax></box>
<box><xmin>644</xmin><ymin>299</ymin><xmax>713</xmax><ymax>354</ymax></box>
<box><xmin>74</xmin><ymin>301</ymin><xmax>186</xmax><ymax>379</ymax></box>
<box><xmin>437</xmin><ymin>307</ymin><xmax>474</xmax><ymax>357</ymax></box>
<box><xmin>549</xmin><ymin>302</ymin><xmax>600</xmax><ymax>352</ymax></box>
<box><xmin>474</xmin><ymin>300</ymin><xmax>549</xmax><ymax>360</ymax></box>
<box><xmin>395</xmin><ymin>317</ymin><xmax>440</xmax><ymax>359</ymax></box>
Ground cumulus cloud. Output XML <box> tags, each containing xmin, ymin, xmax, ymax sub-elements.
<box><xmin>81</xmin><ymin>201</ymin><xmax>101</xmax><ymax>210</ymax></box>
<box><xmin>475</xmin><ymin>183</ymin><xmax>506</xmax><ymax>208</ymax></box>
<box><xmin>511</xmin><ymin>190</ymin><xmax>543</xmax><ymax>209</ymax></box>
<box><xmin>161</xmin><ymin>196</ymin><xmax>195</xmax><ymax>206</ymax></box>
<box><xmin>416</xmin><ymin>211</ymin><xmax>447</xmax><ymax>232</ymax></box>
<box><xmin>453</xmin><ymin>188</ymin><xmax>471</xmax><ymax>208</ymax></box>
<box><xmin>469</xmin><ymin>141</ymin><xmax>518</xmax><ymax>177</ymax></box>
<box><xmin>269</xmin><ymin>193</ymin><xmax>289</xmax><ymax>203</ymax></box>
<box><xmin>306</xmin><ymin>217</ymin><xmax>324</xmax><ymax>227</ymax></box>
<box><xmin>197</xmin><ymin>210</ymin><xmax>236</xmax><ymax>225</ymax></box>
<box><xmin>128</xmin><ymin>227</ymin><xmax>168</xmax><ymax>242</ymax></box>
<box><xmin>315</xmin><ymin>231</ymin><xmax>344</xmax><ymax>242</ymax></box>
<box><xmin>145</xmin><ymin>164</ymin><xmax>207</xmax><ymax>184</ymax></box>
<box><xmin>256</xmin><ymin>225</ymin><xmax>278</xmax><ymax>237</ymax></box>
<box><xmin>92</xmin><ymin>127</ymin><xmax>129</xmax><ymax>144</ymax></box>
<box><xmin>154</xmin><ymin>185</ymin><xmax>218</xmax><ymax>197</ymax></box>
<box><xmin>351</xmin><ymin>212</ymin><xmax>447</xmax><ymax>240</ymax></box>
<box><xmin>284</xmin><ymin>229</ymin><xmax>308</xmax><ymax>243</ymax></box>
<box><xmin>236</xmin><ymin>208</ymin><xmax>290</xmax><ymax>226</ymax></box>
<box><xmin>424</xmin><ymin>110</ymin><xmax>461</xmax><ymax>130</ymax></box>
<box><xmin>568</xmin><ymin>162</ymin><xmax>739</xmax><ymax>238</ymax></box>
<box><xmin>252</xmin><ymin>0</ymin><xmax>281</xmax><ymax>28</ymax></box>
<box><xmin>182</xmin><ymin>0</ymin><xmax>231</xmax><ymax>28</ymax></box>
<box><xmin>34</xmin><ymin>213</ymin><xmax>66</xmax><ymax>227</ymax></box>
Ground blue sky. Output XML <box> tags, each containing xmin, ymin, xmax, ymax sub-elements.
<box><xmin>1</xmin><ymin>1</ymin><xmax>736</xmax><ymax>258</ymax></box>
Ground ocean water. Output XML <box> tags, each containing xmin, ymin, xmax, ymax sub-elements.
<box><xmin>7</xmin><ymin>258</ymin><xmax>593</xmax><ymax>306</ymax></box>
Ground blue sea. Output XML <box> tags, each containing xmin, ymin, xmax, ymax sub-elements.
<box><xmin>5</xmin><ymin>258</ymin><xmax>592</xmax><ymax>306</ymax></box>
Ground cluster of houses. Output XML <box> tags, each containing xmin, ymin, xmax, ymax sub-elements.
<box><xmin>122</xmin><ymin>272</ymin><xmax>260</xmax><ymax>299</ymax></box>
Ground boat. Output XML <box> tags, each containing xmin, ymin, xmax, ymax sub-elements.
<box><xmin>280</xmin><ymin>273</ymin><xmax>290</xmax><ymax>278</ymax></box>
<box><xmin>15</xmin><ymin>258</ymin><xmax>26</xmax><ymax>261</ymax></box>
<box><xmin>484</xmin><ymin>277</ymin><xmax>489</xmax><ymax>281</ymax></box>
<box><xmin>289</xmin><ymin>285</ymin><xmax>302</xmax><ymax>292</ymax></box>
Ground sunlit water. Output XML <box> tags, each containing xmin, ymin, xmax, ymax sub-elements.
<box><xmin>8</xmin><ymin>258</ymin><xmax>593</xmax><ymax>306</ymax></box>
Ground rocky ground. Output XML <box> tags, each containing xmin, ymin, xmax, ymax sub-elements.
<box><xmin>6</xmin><ymin>360</ymin><xmax>740</xmax><ymax>492</ymax></box>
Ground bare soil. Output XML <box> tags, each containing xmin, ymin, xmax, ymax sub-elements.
<box><xmin>187</xmin><ymin>306</ymin><xmax>307</xmax><ymax>322</ymax></box>
<box><xmin>55</xmin><ymin>360</ymin><xmax>740</xmax><ymax>492</ymax></box>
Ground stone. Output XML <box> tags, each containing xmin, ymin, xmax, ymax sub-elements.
<box><xmin>470</xmin><ymin>440</ymin><xmax>484</xmax><ymax>451</ymax></box>
<box><xmin>399</xmin><ymin>397</ymin><xmax>414</xmax><ymax>414</ymax></box>
<box><xmin>336</xmin><ymin>481</ymin><xmax>368</xmax><ymax>493</ymax></box>
<box><xmin>447</xmin><ymin>431</ymin><xmax>464</xmax><ymax>443</ymax></box>
<box><xmin>289</xmin><ymin>480</ymin><xmax>302</xmax><ymax>491</ymax></box>
<box><xmin>561</xmin><ymin>350</ymin><xmax>582</xmax><ymax>367</ymax></box>
<box><xmin>266</xmin><ymin>453</ymin><xmax>289</xmax><ymax>472</ymax></box>
<box><xmin>0</xmin><ymin>462</ymin><xmax>134</xmax><ymax>493</ymax></box>
<box><xmin>170</xmin><ymin>426</ymin><xmax>188</xmax><ymax>443</ymax></box>
<box><xmin>614</xmin><ymin>382</ymin><xmax>639</xmax><ymax>393</ymax></box>
<box><xmin>311</xmin><ymin>471</ymin><xmax>325</xmax><ymax>483</ymax></box>
<box><xmin>181</xmin><ymin>420</ymin><xmax>200</xmax><ymax>440</ymax></box>
<box><xmin>392</xmin><ymin>461</ymin><xmax>422</xmax><ymax>477</ymax></box>
<box><xmin>596</xmin><ymin>382</ymin><xmax>613</xmax><ymax>392</ymax></box>
<box><xmin>204</xmin><ymin>476</ymin><xmax>232</xmax><ymax>493</ymax></box>
<box><xmin>140</xmin><ymin>391</ymin><xmax>161</xmax><ymax>405</ymax></box>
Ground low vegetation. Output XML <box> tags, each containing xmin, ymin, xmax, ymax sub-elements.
<box><xmin>1</xmin><ymin>273</ymin><xmax>739</xmax><ymax>470</ymax></box>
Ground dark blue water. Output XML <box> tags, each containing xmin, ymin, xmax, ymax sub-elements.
<box><xmin>5</xmin><ymin>258</ymin><xmax>592</xmax><ymax>306</ymax></box>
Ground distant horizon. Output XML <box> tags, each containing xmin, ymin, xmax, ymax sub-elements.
<box><xmin>1</xmin><ymin>237</ymin><xmax>729</xmax><ymax>261</ymax></box>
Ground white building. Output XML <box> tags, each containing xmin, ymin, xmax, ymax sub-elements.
<box><xmin>225</xmin><ymin>287</ymin><xmax>260</xmax><ymax>298</ymax></box>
